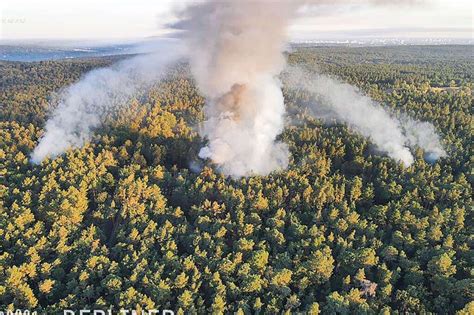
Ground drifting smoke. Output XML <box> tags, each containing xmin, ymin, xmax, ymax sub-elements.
<box><xmin>173</xmin><ymin>0</ymin><xmax>421</xmax><ymax>177</ymax></box>
<box><xmin>284</xmin><ymin>66</ymin><xmax>446</xmax><ymax>165</ymax></box>
<box><xmin>32</xmin><ymin>0</ymin><xmax>443</xmax><ymax>174</ymax></box>
<box><xmin>31</xmin><ymin>41</ymin><xmax>184</xmax><ymax>164</ymax></box>
<box><xmin>173</xmin><ymin>0</ymin><xmax>302</xmax><ymax>177</ymax></box>
<box><xmin>400</xmin><ymin>116</ymin><xmax>447</xmax><ymax>163</ymax></box>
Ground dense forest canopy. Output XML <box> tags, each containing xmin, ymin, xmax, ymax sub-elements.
<box><xmin>0</xmin><ymin>45</ymin><xmax>473</xmax><ymax>314</ymax></box>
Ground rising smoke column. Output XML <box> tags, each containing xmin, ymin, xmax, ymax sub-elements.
<box><xmin>284</xmin><ymin>67</ymin><xmax>446</xmax><ymax>165</ymax></box>
<box><xmin>31</xmin><ymin>42</ymin><xmax>183</xmax><ymax>164</ymax></box>
<box><xmin>173</xmin><ymin>0</ymin><xmax>303</xmax><ymax>177</ymax></box>
<box><xmin>32</xmin><ymin>0</ymin><xmax>438</xmax><ymax>171</ymax></box>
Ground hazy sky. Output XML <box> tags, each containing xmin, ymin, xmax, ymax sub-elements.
<box><xmin>1</xmin><ymin>0</ymin><xmax>472</xmax><ymax>41</ymax></box>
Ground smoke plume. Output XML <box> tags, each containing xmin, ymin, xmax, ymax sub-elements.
<box><xmin>400</xmin><ymin>116</ymin><xmax>447</xmax><ymax>162</ymax></box>
<box><xmin>173</xmin><ymin>0</ymin><xmax>304</xmax><ymax>177</ymax></box>
<box><xmin>284</xmin><ymin>66</ymin><xmax>446</xmax><ymax>165</ymax></box>
<box><xmin>31</xmin><ymin>41</ymin><xmax>183</xmax><ymax>164</ymax></box>
<box><xmin>32</xmin><ymin>0</ymin><xmax>442</xmax><ymax>173</ymax></box>
<box><xmin>173</xmin><ymin>0</ymin><xmax>420</xmax><ymax>176</ymax></box>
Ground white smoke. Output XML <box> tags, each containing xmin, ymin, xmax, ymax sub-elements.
<box><xmin>30</xmin><ymin>40</ymin><xmax>184</xmax><ymax>164</ymax></box>
<box><xmin>284</xmin><ymin>66</ymin><xmax>446</xmax><ymax>165</ymax></box>
<box><xmin>400</xmin><ymin>116</ymin><xmax>447</xmax><ymax>162</ymax></box>
<box><xmin>172</xmin><ymin>0</ymin><xmax>421</xmax><ymax>177</ymax></box>
<box><xmin>173</xmin><ymin>0</ymin><xmax>302</xmax><ymax>177</ymax></box>
<box><xmin>31</xmin><ymin>0</ymin><xmax>441</xmax><ymax>173</ymax></box>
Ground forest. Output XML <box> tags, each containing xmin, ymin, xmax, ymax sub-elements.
<box><xmin>0</xmin><ymin>45</ymin><xmax>473</xmax><ymax>314</ymax></box>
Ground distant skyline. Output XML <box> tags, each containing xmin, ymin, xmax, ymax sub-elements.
<box><xmin>1</xmin><ymin>0</ymin><xmax>472</xmax><ymax>41</ymax></box>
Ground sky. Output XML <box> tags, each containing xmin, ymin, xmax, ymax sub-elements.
<box><xmin>0</xmin><ymin>0</ymin><xmax>472</xmax><ymax>41</ymax></box>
